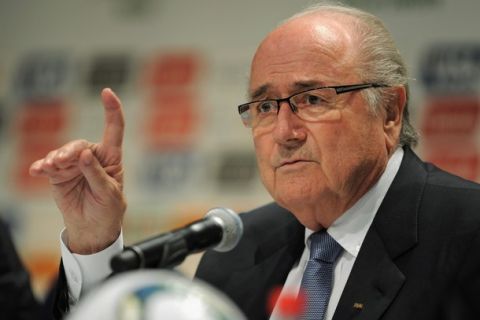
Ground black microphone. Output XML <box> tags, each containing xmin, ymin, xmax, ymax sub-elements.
<box><xmin>110</xmin><ymin>207</ymin><xmax>243</xmax><ymax>273</ymax></box>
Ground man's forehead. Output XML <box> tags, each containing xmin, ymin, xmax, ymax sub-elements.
<box><xmin>248</xmin><ymin>80</ymin><xmax>329</xmax><ymax>100</ymax></box>
<box><xmin>248</xmin><ymin>55</ymin><xmax>353</xmax><ymax>100</ymax></box>
<box><xmin>248</xmin><ymin>16</ymin><xmax>357</xmax><ymax>100</ymax></box>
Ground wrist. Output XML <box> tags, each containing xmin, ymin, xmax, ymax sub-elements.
<box><xmin>66</xmin><ymin>228</ymin><xmax>121</xmax><ymax>255</ymax></box>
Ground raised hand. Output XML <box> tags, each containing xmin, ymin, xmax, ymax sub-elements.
<box><xmin>29</xmin><ymin>88</ymin><xmax>127</xmax><ymax>254</ymax></box>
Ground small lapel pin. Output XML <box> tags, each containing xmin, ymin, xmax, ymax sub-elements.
<box><xmin>353</xmin><ymin>302</ymin><xmax>364</xmax><ymax>310</ymax></box>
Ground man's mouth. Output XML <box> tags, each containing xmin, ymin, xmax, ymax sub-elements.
<box><xmin>277</xmin><ymin>159</ymin><xmax>312</xmax><ymax>168</ymax></box>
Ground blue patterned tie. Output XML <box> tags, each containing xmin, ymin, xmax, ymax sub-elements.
<box><xmin>299</xmin><ymin>230</ymin><xmax>342</xmax><ymax>320</ymax></box>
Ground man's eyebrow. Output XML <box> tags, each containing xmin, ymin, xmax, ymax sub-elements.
<box><xmin>292</xmin><ymin>80</ymin><xmax>325</xmax><ymax>91</ymax></box>
<box><xmin>248</xmin><ymin>80</ymin><xmax>327</xmax><ymax>100</ymax></box>
<box><xmin>249</xmin><ymin>84</ymin><xmax>269</xmax><ymax>101</ymax></box>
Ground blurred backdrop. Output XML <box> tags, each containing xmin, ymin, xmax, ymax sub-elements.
<box><xmin>0</xmin><ymin>0</ymin><xmax>479</xmax><ymax>300</ymax></box>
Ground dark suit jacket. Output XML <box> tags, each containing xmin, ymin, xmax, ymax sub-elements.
<box><xmin>0</xmin><ymin>218</ymin><xmax>50</xmax><ymax>320</ymax></box>
<box><xmin>195</xmin><ymin>147</ymin><xmax>480</xmax><ymax>320</ymax></box>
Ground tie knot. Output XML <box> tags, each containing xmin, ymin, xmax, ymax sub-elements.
<box><xmin>309</xmin><ymin>231</ymin><xmax>342</xmax><ymax>263</ymax></box>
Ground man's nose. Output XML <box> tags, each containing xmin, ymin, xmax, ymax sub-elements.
<box><xmin>272</xmin><ymin>101</ymin><xmax>307</xmax><ymax>144</ymax></box>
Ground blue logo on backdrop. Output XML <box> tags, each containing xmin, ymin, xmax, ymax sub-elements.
<box><xmin>216</xmin><ymin>151</ymin><xmax>257</xmax><ymax>189</ymax></box>
<box><xmin>86</xmin><ymin>54</ymin><xmax>131</xmax><ymax>95</ymax></box>
<box><xmin>13</xmin><ymin>53</ymin><xmax>71</xmax><ymax>100</ymax></box>
<box><xmin>141</xmin><ymin>152</ymin><xmax>195</xmax><ymax>193</ymax></box>
<box><xmin>421</xmin><ymin>43</ymin><xmax>480</xmax><ymax>94</ymax></box>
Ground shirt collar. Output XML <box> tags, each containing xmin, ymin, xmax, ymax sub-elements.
<box><xmin>304</xmin><ymin>147</ymin><xmax>404</xmax><ymax>257</ymax></box>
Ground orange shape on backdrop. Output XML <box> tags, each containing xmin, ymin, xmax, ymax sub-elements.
<box><xmin>25</xmin><ymin>253</ymin><xmax>60</xmax><ymax>299</ymax></box>
<box><xmin>14</xmin><ymin>100</ymin><xmax>69</xmax><ymax>192</ymax></box>
<box><xmin>421</xmin><ymin>96</ymin><xmax>480</xmax><ymax>181</ymax></box>
<box><xmin>16</xmin><ymin>100</ymin><xmax>68</xmax><ymax>136</ymax></box>
<box><xmin>144</xmin><ymin>91</ymin><xmax>198</xmax><ymax>149</ymax></box>
<box><xmin>421</xmin><ymin>96</ymin><xmax>479</xmax><ymax>140</ymax></box>
<box><xmin>15</xmin><ymin>139</ymin><xmax>64</xmax><ymax>192</ymax></box>
<box><xmin>426</xmin><ymin>147</ymin><xmax>479</xmax><ymax>181</ymax></box>
<box><xmin>142</xmin><ymin>52</ymin><xmax>202</xmax><ymax>87</ymax></box>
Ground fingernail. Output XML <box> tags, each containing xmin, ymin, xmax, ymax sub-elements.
<box><xmin>82</xmin><ymin>152</ymin><xmax>92</xmax><ymax>166</ymax></box>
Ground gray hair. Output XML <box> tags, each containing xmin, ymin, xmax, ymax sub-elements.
<box><xmin>287</xmin><ymin>1</ymin><xmax>419</xmax><ymax>147</ymax></box>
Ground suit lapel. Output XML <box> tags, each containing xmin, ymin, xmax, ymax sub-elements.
<box><xmin>333</xmin><ymin>147</ymin><xmax>427</xmax><ymax>320</ymax></box>
<box><xmin>332</xmin><ymin>228</ymin><xmax>406</xmax><ymax>320</ymax></box>
<box><xmin>227</xmin><ymin>237</ymin><xmax>302</xmax><ymax>318</ymax></box>
<box><xmin>226</xmin><ymin>207</ymin><xmax>304</xmax><ymax>320</ymax></box>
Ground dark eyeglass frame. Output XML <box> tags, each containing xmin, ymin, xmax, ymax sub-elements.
<box><xmin>237</xmin><ymin>83</ymin><xmax>388</xmax><ymax>128</ymax></box>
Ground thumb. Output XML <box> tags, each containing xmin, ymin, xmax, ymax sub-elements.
<box><xmin>79</xmin><ymin>149</ymin><xmax>111</xmax><ymax>194</ymax></box>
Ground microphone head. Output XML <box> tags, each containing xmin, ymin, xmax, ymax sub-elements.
<box><xmin>205</xmin><ymin>207</ymin><xmax>243</xmax><ymax>252</ymax></box>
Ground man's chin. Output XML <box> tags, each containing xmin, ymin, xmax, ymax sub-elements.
<box><xmin>275</xmin><ymin>193</ymin><xmax>314</xmax><ymax>214</ymax></box>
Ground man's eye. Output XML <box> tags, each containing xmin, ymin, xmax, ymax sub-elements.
<box><xmin>304</xmin><ymin>94</ymin><xmax>327</xmax><ymax>106</ymax></box>
<box><xmin>257</xmin><ymin>101</ymin><xmax>276</xmax><ymax>113</ymax></box>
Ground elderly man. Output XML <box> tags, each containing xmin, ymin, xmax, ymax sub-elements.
<box><xmin>30</xmin><ymin>2</ymin><xmax>480</xmax><ymax>320</ymax></box>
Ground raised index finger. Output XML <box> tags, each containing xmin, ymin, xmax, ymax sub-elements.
<box><xmin>101</xmin><ymin>88</ymin><xmax>125</xmax><ymax>148</ymax></box>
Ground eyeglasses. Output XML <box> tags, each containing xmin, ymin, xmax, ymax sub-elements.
<box><xmin>238</xmin><ymin>83</ymin><xmax>388</xmax><ymax>128</ymax></box>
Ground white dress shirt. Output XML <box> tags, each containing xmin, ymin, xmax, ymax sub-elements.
<box><xmin>62</xmin><ymin>148</ymin><xmax>404</xmax><ymax>315</ymax></box>
<box><xmin>60</xmin><ymin>229</ymin><xmax>123</xmax><ymax>303</ymax></box>
<box><xmin>270</xmin><ymin>148</ymin><xmax>404</xmax><ymax>320</ymax></box>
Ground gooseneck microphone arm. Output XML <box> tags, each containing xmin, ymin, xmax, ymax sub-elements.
<box><xmin>110</xmin><ymin>207</ymin><xmax>242</xmax><ymax>273</ymax></box>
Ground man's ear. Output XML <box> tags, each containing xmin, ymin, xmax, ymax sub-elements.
<box><xmin>384</xmin><ymin>86</ymin><xmax>406</xmax><ymax>151</ymax></box>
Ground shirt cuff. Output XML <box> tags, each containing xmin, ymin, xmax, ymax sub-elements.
<box><xmin>60</xmin><ymin>228</ymin><xmax>123</xmax><ymax>302</ymax></box>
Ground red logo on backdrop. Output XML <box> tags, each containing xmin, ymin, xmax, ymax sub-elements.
<box><xmin>420</xmin><ymin>43</ymin><xmax>480</xmax><ymax>182</ymax></box>
<box><xmin>16</xmin><ymin>100</ymin><xmax>68</xmax><ymax>135</ymax></box>
<box><xmin>426</xmin><ymin>148</ymin><xmax>479</xmax><ymax>181</ymax></box>
<box><xmin>143</xmin><ymin>53</ymin><xmax>201</xmax><ymax>87</ymax></box>
<box><xmin>16</xmin><ymin>139</ymin><xmax>64</xmax><ymax>191</ymax></box>
<box><xmin>14</xmin><ymin>100</ymin><xmax>69</xmax><ymax>192</ymax></box>
<box><xmin>421</xmin><ymin>96</ymin><xmax>479</xmax><ymax>141</ymax></box>
<box><xmin>141</xmin><ymin>52</ymin><xmax>203</xmax><ymax>151</ymax></box>
<box><xmin>144</xmin><ymin>91</ymin><xmax>198</xmax><ymax>149</ymax></box>
<box><xmin>420</xmin><ymin>96</ymin><xmax>479</xmax><ymax>181</ymax></box>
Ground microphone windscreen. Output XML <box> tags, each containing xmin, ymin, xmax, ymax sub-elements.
<box><xmin>205</xmin><ymin>207</ymin><xmax>243</xmax><ymax>252</ymax></box>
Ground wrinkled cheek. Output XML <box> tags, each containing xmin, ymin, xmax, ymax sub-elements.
<box><xmin>253</xmin><ymin>139</ymin><xmax>275</xmax><ymax>194</ymax></box>
<box><xmin>320</xmin><ymin>109</ymin><xmax>342</xmax><ymax>122</ymax></box>
<box><xmin>271</xmin><ymin>173</ymin><xmax>318</xmax><ymax>209</ymax></box>
<box><xmin>257</xmin><ymin>159</ymin><xmax>274</xmax><ymax>194</ymax></box>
